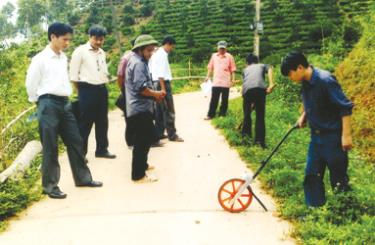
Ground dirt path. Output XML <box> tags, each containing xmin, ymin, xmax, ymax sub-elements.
<box><xmin>0</xmin><ymin>90</ymin><xmax>294</xmax><ymax>245</ymax></box>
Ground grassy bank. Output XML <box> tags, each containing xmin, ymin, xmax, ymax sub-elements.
<box><xmin>212</xmin><ymin>93</ymin><xmax>374</xmax><ymax>244</ymax></box>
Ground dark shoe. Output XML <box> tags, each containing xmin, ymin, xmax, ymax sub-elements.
<box><xmin>169</xmin><ymin>135</ymin><xmax>184</xmax><ymax>142</ymax></box>
<box><xmin>95</xmin><ymin>151</ymin><xmax>116</xmax><ymax>159</ymax></box>
<box><xmin>43</xmin><ymin>188</ymin><xmax>67</xmax><ymax>199</ymax></box>
<box><xmin>76</xmin><ymin>180</ymin><xmax>103</xmax><ymax>187</ymax></box>
<box><xmin>151</xmin><ymin>141</ymin><xmax>165</xmax><ymax>147</ymax></box>
<box><xmin>159</xmin><ymin>134</ymin><xmax>168</xmax><ymax>140</ymax></box>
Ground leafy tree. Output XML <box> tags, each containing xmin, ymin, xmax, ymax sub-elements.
<box><xmin>0</xmin><ymin>3</ymin><xmax>16</xmax><ymax>42</ymax></box>
<box><xmin>47</xmin><ymin>0</ymin><xmax>70</xmax><ymax>23</ymax></box>
<box><xmin>17</xmin><ymin>0</ymin><xmax>47</xmax><ymax>37</ymax></box>
<box><xmin>140</xmin><ymin>2</ymin><xmax>153</xmax><ymax>17</ymax></box>
<box><xmin>123</xmin><ymin>5</ymin><xmax>136</xmax><ymax>14</ymax></box>
<box><xmin>123</xmin><ymin>15</ymin><xmax>135</xmax><ymax>25</ymax></box>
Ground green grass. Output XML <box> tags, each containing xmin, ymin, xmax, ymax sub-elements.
<box><xmin>212</xmin><ymin>95</ymin><xmax>375</xmax><ymax>244</ymax></box>
<box><xmin>0</xmin><ymin>156</ymin><xmax>43</xmax><ymax>232</ymax></box>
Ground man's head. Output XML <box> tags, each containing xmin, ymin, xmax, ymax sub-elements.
<box><xmin>281</xmin><ymin>51</ymin><xmax>310</xmax><ymax>83</ymax></box>
<box><xmin>217</xmin><ymin>41</ymin><xmax>227</xmax><ymax>55</ymax></box>
<box><xmin>132</xmin><ymin>34</ymin><xmax>159</xmax><ymax>60</ymax></box>
<box><xmin>48</xmin><ymin>22</ymin><xmax>73</xmax><ymax>51</ymax></box>
<box><xmin>88</xmin><ymin>25</ymin><xmax>107</xmax><ymax>50</ymax></box>
<box><xmin>162</xmin><ymin>36</ymin><xmax>176</xmax><ymax>53</ymax></box>
<box><xmin>246</xmin><ymin>53</ymin><xmax>259</xmax><ymax>65</ymax></box>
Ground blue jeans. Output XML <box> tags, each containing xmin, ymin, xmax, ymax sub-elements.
<box><xmin>304</xmin><ymin>130</ymin><xmax>350</xmax><ymax>207</ymax></box>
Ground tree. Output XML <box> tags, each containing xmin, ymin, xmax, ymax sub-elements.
<box><xmin>47</xmin><ymin>0</ymin><xmax>70</xmax><ymax>23</ymax></box>
<box><xmin>140</xmin><ymin>3</ymin><xmax>153</xmax><ymax>17</ymax></box>
<box><xmin>0</xmin><ymin>3</ymin><xmax>16</xmax><ymax>42</ymax></box>
<box><xmin>1</xmin><ymin>2</ymin><xmax>15</xmax><ymax>18</ymax></box>
<box><xmin>17</xmin><ymin>0</ymin><xmax>47</xmax><ymax>37</ymax></box>
<box><xmin>123</xmin><ymin>16</ymin><xmax>135</xmax><ymax>25</ymax></box>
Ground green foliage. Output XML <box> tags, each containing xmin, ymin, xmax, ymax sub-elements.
<box><xmin>335</xmin><ymin>10</ymin><xmax>375</xmax><ymax>161</ymax></box>
<box><xmin>212</xmin><ymin>89</ymin><xmax>375</xmax><ymax>243</ymax></box>
<box><xmin>0</xmin><ymin>157</ymin><xmax>42</xmax><ymax>231</ymax></box>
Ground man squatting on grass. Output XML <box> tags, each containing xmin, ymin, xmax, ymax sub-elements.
<box><xmin>281</xmin><ymin>51</ymin><xmax>353</xmax><ymax>207</ymax></box>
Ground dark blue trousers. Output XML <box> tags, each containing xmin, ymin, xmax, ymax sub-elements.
<box><xmin>78</xmin><ymin>82</ymin><xmax>109</xmax><ymax>156</ymax></box>
<box><xmin>153</xmin><ymin>80</ymin><xmax>177</xmax><ymax>139</ymax></box>
<box><xmin>207</xmin><ymin>87</ymin><xmax>230</xmax><ymax>118</ymax></box>
<box><xmin>37</xmin><ymin>95</ymin><xmax>93</xmax><ymax>193</ymax></box>
<box><xmin>304</xmin><ymin>130</ymin><xmax>350</xmax><ymax>207</ymax></box>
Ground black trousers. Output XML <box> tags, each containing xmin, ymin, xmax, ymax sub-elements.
<box><xmin>37</xmin><ymin>95</ymin><xmax>93</xmax><ymax>193</ymax></box>
<box><xmin>127</xmin><ymin>112</ymin><xmax>153</xmax><ymax>180</ymax></box>
<box><xmin>207</xmin><ymin>87</ymin><xmax>230</xmax><ymax>118</ymax></box>
<box><xmin>242</xmin><ymin>88</ymin><xmax>266</xmax><ymax>146</ymax></box>
<box><xmin>153</xmin><ymin>80</ymin><xmax>177</xmax><ymax>139</ymax></box>
<box><xmin>78</xmin><ymin>82</ymin><xmax>109</xmax><ymax>155</ymax></box>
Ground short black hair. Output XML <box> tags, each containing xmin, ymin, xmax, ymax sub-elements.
<box><xmin>246</xmin><ymin>53</ymin><xmax>259</xmax><ymax>65</ymax></box>
<box><xmin>162</xmin><ymin>36</ymin><xmax>176</xmax><ymax>45</ymax></box>
<box><xmin>48</xmin><ymin>22</ymin><xmax>73</xmax><ymax>41</ymax></box>
<box><xmin>281</xmin><ymin>51</ymin><xmax>309</xmax><ymax>76</ymax></box>
<box><xmin>88</xmin><ymin>25</ymin><xmax>107</xmax><ymax>37</ymax></box>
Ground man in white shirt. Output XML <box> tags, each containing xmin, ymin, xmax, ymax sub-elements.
<box><xmin>70</xmin><ymin>26</ymin><xmax>116</xmax><ymax>159</ymax></box>
<box><xmin>149</xmin><ymin>36</ymin><xmax>184</xmax><ymax>142</ymax></box>
<box><xmin>25</xmin><ymin>23</ymin><xmax>102</xmax><ymax>199</ymax></box>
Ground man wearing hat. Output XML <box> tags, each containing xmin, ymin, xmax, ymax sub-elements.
<box><xmin>204</xmin><ymin>41</ymin><xmax>237</xmax><ymax>120</ymax></box>
<box><xmin>126</xmin><ymin>35</ymin><xmax>166</xmax><ymax>183</ymax></box>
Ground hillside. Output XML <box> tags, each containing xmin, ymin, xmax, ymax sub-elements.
<box><xmin>336</xmin><ymin>9</ymin><xmax>375</xmax><ymax>161</ymax></box>
<box><xmin>128</xmin><ymin>0</ymin><xmax>373</xmax><ymax>62</ymax></box>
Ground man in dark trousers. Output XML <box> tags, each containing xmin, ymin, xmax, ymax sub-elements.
<box><xmin>204</xmin><ymin>41</ymin><xmax>236</xmax><ymax>120</ymax></box>
<box><xmin>242</xmin><ymin>53</ymin><xmax>275</xmax><ymax>148</ymax></box>
<box><xmin>281</xmin><ymin>51</ymin><xmax>353</xmax><ymax>207</ymax></box>
<box><xmin>149</xmin><ymin>36</ymin><xmax>184</xmax><ymax>142</ymax></box>
<box><xmin>25</xmin><ymin>23</ymin><xmax>102</xmax><ymax>199</ymax></box>
<box><xmin>70</xmin><ymin>25</ymin><xmax>116</xmax><ymax>159</ymax></box>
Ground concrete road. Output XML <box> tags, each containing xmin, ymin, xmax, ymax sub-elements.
<box><xmin>0</xmin><ymin>91</ymin><xmax>294</xmax><ymax>245</ymax></box>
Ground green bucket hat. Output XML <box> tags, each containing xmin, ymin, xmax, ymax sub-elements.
<box><xmin>132</xmin><ymin>35</ymin><xmax>159</xmax><ymax>51</ymax></box>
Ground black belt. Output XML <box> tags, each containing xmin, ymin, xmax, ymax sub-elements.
<box><xmin>39</xmin><ymin>94</ymin><xmax>69</xmax><ymax>102</ymax></box>
<box><xmin>78</xmin><ymin>82</ymin><xmax>106</xmax><ymax>88</ymax></box>
<box><xmin>311</xmin><ymin>128</ymin><xmax>340</xmax><ymax>135</ymax></box>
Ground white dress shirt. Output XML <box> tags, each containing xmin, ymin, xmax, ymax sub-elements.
<box><xmin>148</xmin><ymin>47</ymin><xmax>173</xmax><ymax>81</ymax></box>
<box><xmin>69</xmin><ymin>42</ymin><xmax>109</xmax><ymax>85</ymax></box>
<box><xmin>25</xmin><ymin>45</ymin><xmax>72</xmax><ymax>102</ymax></box>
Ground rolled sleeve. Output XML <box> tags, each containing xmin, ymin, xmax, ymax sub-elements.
<box><xmin>326</xmin><ymin>76</ymin><xmax>354</xmax><ymax>117</ymax></box>
<box><xmin>133</xmin><ymin>63</ymin><xmax>150</xmax><ymax>93</ymax></box>
<box><xmin>25</xmin><ymin>58</ymin><xmax>42</xmax><ymax>102</ymax></box>
<box><xmin>69</xmin><ymin>48</ymin><xmax>82</xmax><ymax>82</ymax></box>
<box><xmin>207</xmin><ymin>55</ymin><xmax>214</xmax><ymax>70</ymax></box>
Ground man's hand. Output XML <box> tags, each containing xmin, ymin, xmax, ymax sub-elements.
<box><xmin>154</xmin><ymin>91</ymin><xmax>166</xmax><ymax>103</ymax></box>
<box><xmin>342</xmin><ymin>134</ymin><xmax>353</xmax><ymax>151</ymax></box>
<box><xmin>266</xmin><ymin>84</ymin><xmax>276</xmax><ymax>94</ymax></box>
<box><xmin>296</xmin><ymin>112</ymin><xmax>306</xmax><ymax>128</ymax></box>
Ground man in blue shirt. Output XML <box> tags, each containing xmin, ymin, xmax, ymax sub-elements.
<box><xmin>281</xmin><ymin>51</ymin><xmax>353</xmax><ymax>207</ymax></box>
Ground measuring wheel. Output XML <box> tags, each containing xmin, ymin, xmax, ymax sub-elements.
<box><xmin>218</xmin><ymin>178</ymin><xmax>253</xmax><ymax>213</ymax></box>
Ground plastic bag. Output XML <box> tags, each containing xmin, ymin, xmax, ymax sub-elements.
<box><xmin>200</xmin><ymin>79</ymin><xmax>212</xmax><ymax>95</ymax></box>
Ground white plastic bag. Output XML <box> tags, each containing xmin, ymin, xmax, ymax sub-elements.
<box><xmin>200</xmin><ymin>79</ymin><xmax>212</xmax><ymax>96</ymax></box>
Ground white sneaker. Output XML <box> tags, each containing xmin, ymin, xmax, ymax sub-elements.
<box><xmin>133</xmin><ymin>174</ymin><xmax>158</xmax><ymax>183</ymax></box>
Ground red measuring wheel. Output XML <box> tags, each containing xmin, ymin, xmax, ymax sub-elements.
<box><xmin>218</xmin><ymin>178</ymin><xmax>253</xmax><ymax>213</ymax></box>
